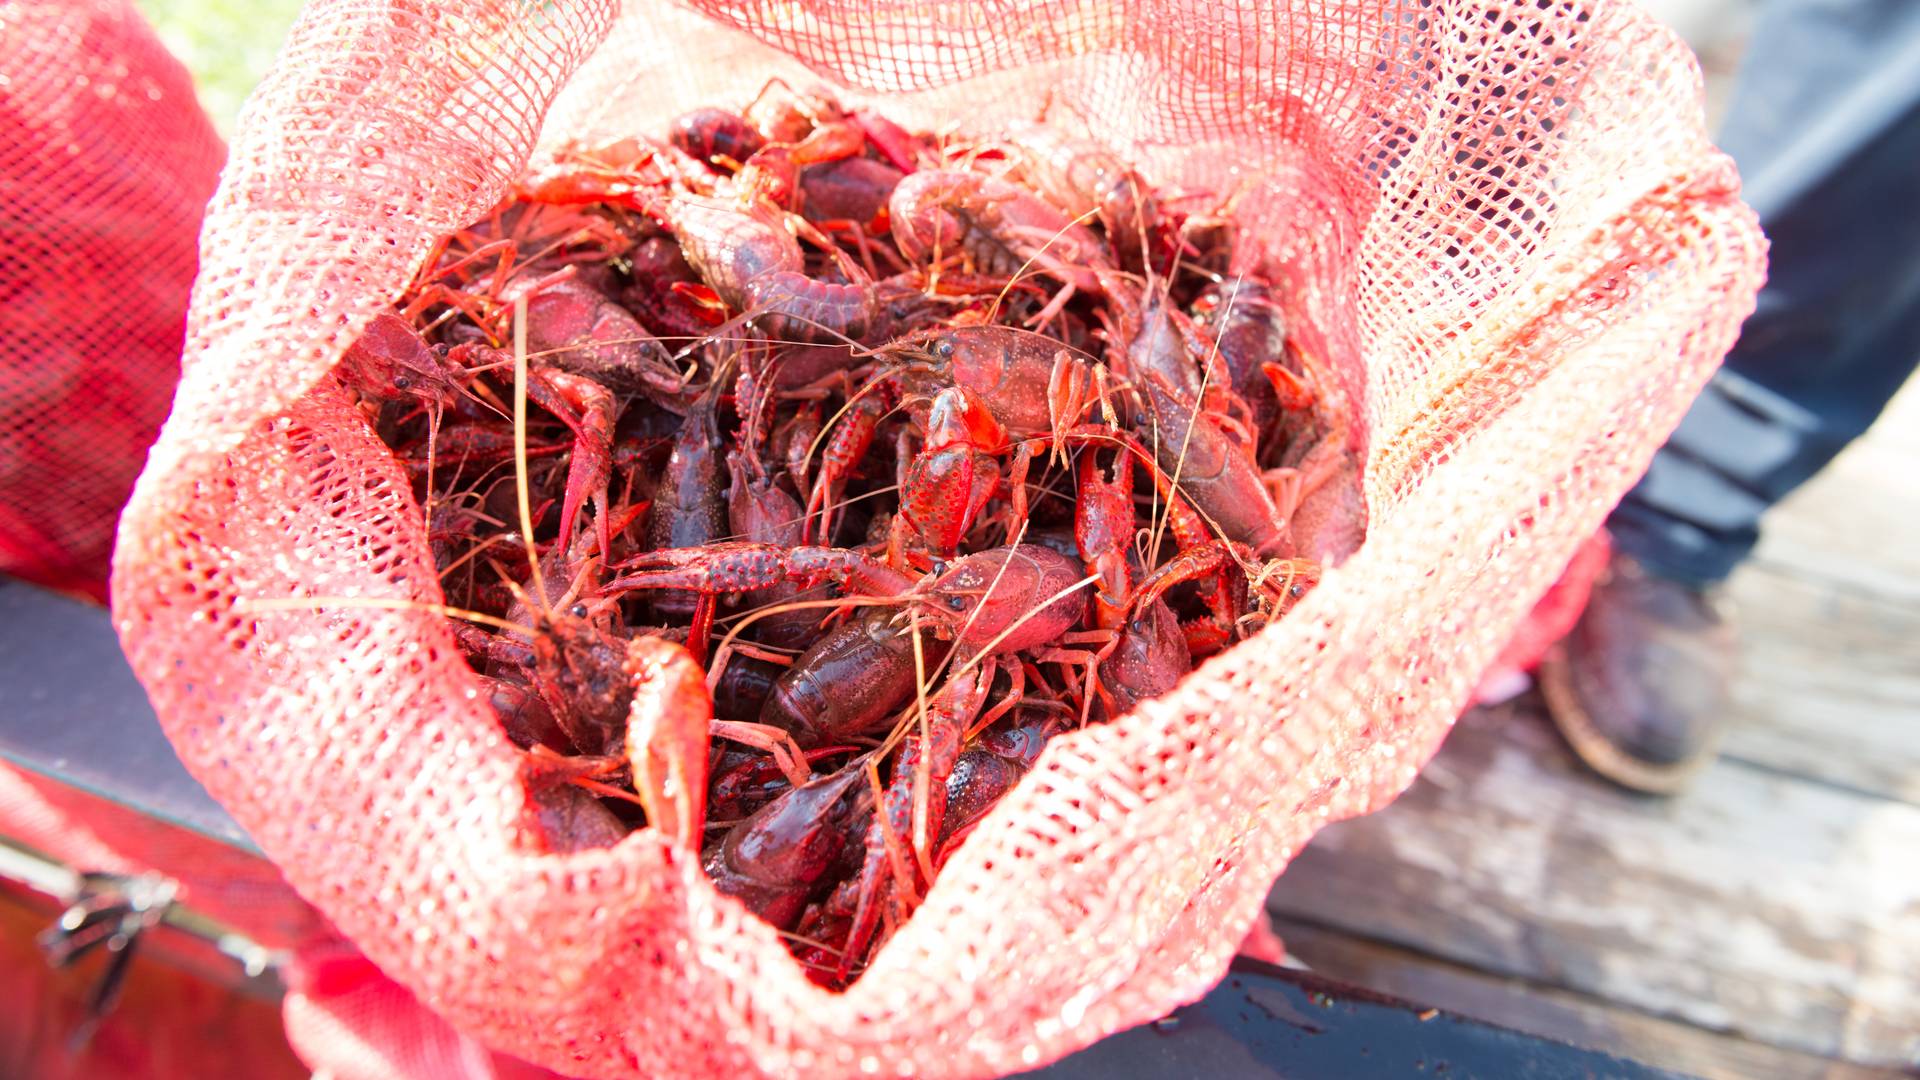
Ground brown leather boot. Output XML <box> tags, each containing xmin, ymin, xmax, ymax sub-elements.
<box><xmin>1537</xmin><ymin>550</ymin><xmax>1736</xmax><ymax>794</ymax></box>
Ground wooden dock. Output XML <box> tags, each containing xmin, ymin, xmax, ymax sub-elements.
<box><xmin>1266</xmin><ymin>382</ymin><xmax>1920</xmax><ymax>1077</ymax></box>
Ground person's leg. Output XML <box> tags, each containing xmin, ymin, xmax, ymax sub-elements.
<box><xmin>1608</xmin><ymin>0</ymin><xmax>1920</xmax><ymax>585</ymax></box>
<box><xmin>1546</xmin><ymin>0</ymin><xmax>1920</xmax><ymax>791</ymax></box>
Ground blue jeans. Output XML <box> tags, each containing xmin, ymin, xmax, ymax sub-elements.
<box><xmin>1608</xmin><ymin>0</ymin><xmax>1920</xmax><ymax>585</ymax></box>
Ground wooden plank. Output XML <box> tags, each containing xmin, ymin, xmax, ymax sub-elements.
<box><xmin>1270</xmin><ymin>918</ymin><xmax>1904</xmax><ymax>1080</ymax></box>
<box><xmin>1747</xmin><ymin>438</ymin><xmax>1920</xmax><ymax>603</ymax></box>
<box><xmin>1265</xmin><ymin>703</ymin><xmax>1920</xmax><ymax>1067</ymax></box>
<box><xmin>1720</xmin><ymin>562</ymin><xmax>1920</xmax><ymax>802</ymax></box>
<box><xmin>1857</xmin><ymin>374</ymin><xmax>1920</xmax><ymax>458</ymax></box>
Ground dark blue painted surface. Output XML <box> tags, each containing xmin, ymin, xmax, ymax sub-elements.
<box><xmin>0</xmin><ymin>580</ymin><xmax>252</xmax><ymax>850</ymax></box>
<box><xmin>1028</xmin><ymin>964</ymin><xmax>1681</xmax><ymax>1079</ymax></box>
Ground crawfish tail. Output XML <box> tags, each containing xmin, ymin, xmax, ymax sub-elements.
<box><xmin>748</xmin><ymin>270</ymin><xmax>874</xmax><ymax>342</ymax></box>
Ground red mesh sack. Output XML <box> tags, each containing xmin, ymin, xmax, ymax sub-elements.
<box><xmin>0</xmin><ymin>0</ymin><xmax>222</xmax><ymax>602</ymax></box>
<box><xmin>111</xmin><ymin>1</ymin><xmax>1766</xmax><ymax>1076</ymax></box>
<box><xmin>1473</xmin><ymin>528</ymin><xmax>1612</xmax><ymax>702</ymax></box>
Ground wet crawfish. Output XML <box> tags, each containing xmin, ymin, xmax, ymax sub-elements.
<box><xmin>354</xmin><ymin>92</ymin><xmax>1351</xmax><ymax>992</ymax></box>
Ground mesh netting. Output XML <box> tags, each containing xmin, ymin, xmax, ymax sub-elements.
<box><xmin>0</xmin><ymin>0</ymin><xmax>222</xmax><ymax>601</ymax></box>
<box><xmin>111</xmin><ymin>1</ymin><xmax>1764</xmax><ymax>1076</ymax></box>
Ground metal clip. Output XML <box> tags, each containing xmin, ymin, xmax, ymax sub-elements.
<box><xmin>36</xmin><ymin>871</ymin><xmax>179</xmax><ymax>1049</ymax></box>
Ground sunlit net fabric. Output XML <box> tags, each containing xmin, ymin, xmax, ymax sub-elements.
<box><xmin>112</xmin><ymin>1</ymin><xmax>1765</xmax><ymax>1076</ymax></box>
<box><xmin>0</xmin><ymin>0</ymin><xmax>222</xmax><ymax>601</ymax></box>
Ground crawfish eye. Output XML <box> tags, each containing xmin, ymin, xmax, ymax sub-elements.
<box><xmin>928</xmin><ymin>559</ymin><xmax>948</xmax><ymax>576</ymax></box>
<box><xmin>1289</xmin><ymin>584</ymin><xmax>1306</xmax><ymax>599</ymax></box>
<box><xmin>934</xmin><ymin>339</ymin><xmax>955</xmax><ymax>360</ymax></box>
<box><xmin>570</xmin><ymin>602</ymin><xmax>589</xmax><ymax>618</ymax></box>
<box><xmin>944</xmin><ymin>594</ymin><xmax>967</xmax><ymax>611</ymax></box>
<box><xmin>393</xmin><ymin>374</ymin><xmax>414</xmax><ymax>390</ymax></box>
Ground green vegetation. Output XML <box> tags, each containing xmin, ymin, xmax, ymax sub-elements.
<box><xmin>137</xmin><ymin>0</ymin><xmax>306</xmax><ymax>133</ymax></box>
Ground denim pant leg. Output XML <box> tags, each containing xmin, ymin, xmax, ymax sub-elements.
<box><xmin>1608</xmin><ymin>0</ymin><xmax>1920</xmax><ymax>585</ymax></box>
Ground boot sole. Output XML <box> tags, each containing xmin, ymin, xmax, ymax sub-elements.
<box><xmin>1536</xmin><ymin>643</ymin><xmax>1718</xmax><ymax>796</ymax></box>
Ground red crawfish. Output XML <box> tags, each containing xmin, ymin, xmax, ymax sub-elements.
<box><xmin>480</xmin><ymin>534</ymin><xmax>633</xmax><ymax>758</ymax></box>
<box><xmin>1132</xmin><ymin>370</ymin><xmax>1291</xmax><ymax>557</ymax></box>
<box><xmin>889</xmin><ymin>169</ymin><xmax>1114</xmax><ymax>325</ymax></box>
<box><xmin>725</xmin><ymin>445</ymin><xmax>823</xmax><ymax>651</ymax></box>
<box><xmin>669</xmin><ymin>107</ymin><xmax>765</xmax><ymax>169</ymax></box>
<box><xmin>829</xmin><ymin>712</ymin><xmax>1066</xmax><ymax>981</ymax></box>
<box><xmin>704</xmin><ymin>759</ymin><xmax>874</xmax><ymax>930</ymax></box>
<box><xmin>838</xmin><ymin>658</ymin><xmax>995</xmax><ymax>978</ymax></box>
<box><xmin>393</xmin><ymin>423</ymin><xmax>570</xmax><ymax>481</ymax></box>
<box><xmin>759</xmin><ymin>607</ymin><xmax>946</xmax><ymax>748</ymax></box>
<box><xmin>624</xmin><ymin>635</ymin><xmax>711</xmax><ymax>851</ymax></box>
<box><xmin>608</xmin><ymin>541</ymin><xmax>1089</xmax><ymax>661</ymax></box>
<box><xmin>517</xmin><ymin>146</ymin><xmax>880</xmax><ymax>344</ymax></box>
<box><xmin>505</xmin><ymin>273</ymin><xmax>689</xmax><ymax>409</ymax></box>
<box><xmin>933</xmin><ymin>714</ymin><xmax>1064</xmax><ymax>864</ymax></box>
<box><xmin>799</xmin><ymin>156</ymin><xmax>904</xmax><ymax>231</ymax></box>
<box><xmin>734</xmin><ymin>82</ymin><xmax>911</xmax><ymax>190</ymax></box>
<box><xmin>337</xmin><ymin>312</ymin><xmax>468</xmax><ymax>412</ymax></box>
<box><xmin>1124</xmin><ymin>541</ymin><xmax>1322</xmax><ymax>660</ymax></box>
<box><xmin>621</xmin><ymin>235</ymin><xmax>726</xmax><ymax>342</ymax></box>
<box><xmin>711</xmin><ymin>655</ymin><xmax>782</xmax><ymax>725</ymax></box>
<box><xmin>882</xmin><ymin>325</ymin><xmax>1104</xmax><ymax>452</ymax></box>
<box><xmin>478</xmin><ymin>673</ymin><xmax>570</xmax><ymax>753</ymax></box>
<box><xmin>450</xmin><ymin>342</ymin><xmax>619</xmax><ymax>558</ymax></box>
<box><xmin>708</xmin><ymin>743</ymin><xmax>858</xmax><ymax>821</ymax></box>
<box><xmin>655</xmin><ymin>194</ymin><xmax>878</xmax><ymax>344</ymax></box>
<box><xmin>874</xmin><ymin>325</ymin><xmax>1216</xmax><ymax>566</ymax></box>
<box><xmin>514</xmin><ymin>633</ymin><xmax>712</xmax><ymax>853</ymax></box>
<box><xmin>845</xmin><ymin>325</ymin><xmax>1103</xmax><ymax>553</ymax></box>
<box><xmin>412</xmin><ymin>201</ymin><xmax>690</xmax><ymax>410</ymax></box>
<box><xmin>1191</xmin><ymin>275</ymin><xmax>1289</xmax><ymax>437</ymax></box>
<box><xmin>607</xmin><ymin>543</ymin><xmax>1089</xmax><ymax>744</ymax></box>
<box><xmin>336</xmin><ymin>313</ymin><xmax>491</xmax><ymax>495</ymax></box>
<box><xmin>645</xmin><ymin>380</ymin><xmax>730</xmax><ymax>663</ymax></box>
<box><xmin>802</xmin><ymin>387</ymin><xmax>886</xmax><ymax>546</ymax></box>
<box><xmin>527</xmin><ymin>613</ymin><xmax>632</xmax><ymax>758</ymax></box>
<box><xmin>732</xmin><ymin>102</ymin><xmax>872</xmax><ymax>213</ymax></box>
<box><xmin>1104</xmin><ymin>277</ymin><xmax>1255</xmax><ymax>446</ymax></box>
<box><xmin>524</xmin><ymin>770</ymin><xmax>631</xmax><ymax>854</ymax></box>
<box><xmin>1004</xmin><ymin>128</ymin><xmax>1165</xmax><ymax>273</ymax></box>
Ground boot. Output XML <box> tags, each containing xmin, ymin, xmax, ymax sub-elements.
<box><xmin>1537</xmin><ymin>550</ymin><xmax>1735</xmax><ymax>794</ymax></box>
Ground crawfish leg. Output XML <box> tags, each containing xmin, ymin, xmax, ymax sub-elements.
<box><xmin>839</xmin><ymin>661</ymin><xmax>994</xmax><ymax>980</ymax></box>
<box><xmin>814</xmin><ymin>218</ymin><xmax>884</xmax><ymax>280</ymax></box>
<box><xmin>1031</xmin><ymin>640</ymin><xmax>1110</xmax><ymax>725</ymax></box>
<box><xmin>997</xmin><ymin>440</ymin><xmax>1036</xmax><ymax>543</ymax></box>
<box><xmin>1074</xmin><ymin>446</ymin><xmax>1135</xmax><ymax>629</ymax></box>
<box><xmin>686</xmin><ymin>592</ymin><xmax>717</xmax><ymax>669</ymax></box>
<box><xmin>524</xmin><ymin>367</ymin><xmax>617</xmax><ymax>556</ymax></box>
<box><xmin>710</xmin><ymin>719</ymin><xmax>812</xmax><ymax>789</ymax></box>
<box><xmin>969</xmin><ymin>657</ymin><xmax>1024</xmax><ymax>738</ymax></box>
<box><xmin>805</xmin><ymin>393</ymin><xmax>882</xmax><ymax>544</ymax></box>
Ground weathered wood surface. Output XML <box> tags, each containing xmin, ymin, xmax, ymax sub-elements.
<box><xmin>1267</xmin><ymin>704</ymin><xmax>1920</xmax><ymax>1067</ymax></box>
<box><xmin>1723</xmin><ymin>564</ymin><xmax>1920</xmax><ymax>802</ymax></box>
<box><xmin>1739</xmin><ymin>383</ymin><xmax>1920</xmax><ymax>602</ymax></box>
<box><xmin>1721</xmin><ymin>381</ymin><xmax>1920</xmax><ymax>800</ymax></box>
<box><xmin>1268</xmin><ymin>380</ymin><xmax>1920</xmax><ymax>1070</ymax></box>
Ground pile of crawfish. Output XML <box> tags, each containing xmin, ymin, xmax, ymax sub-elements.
<box><xmin>339</xmin><ymin>85</ymin><xmax>1344</xmax><ymax>987</ymax></box>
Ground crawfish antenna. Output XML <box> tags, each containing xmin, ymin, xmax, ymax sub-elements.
<box><xmin>512</xmin><ymin>296</ymin><xmax>549</xmax><ymax>610</ymax></box>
